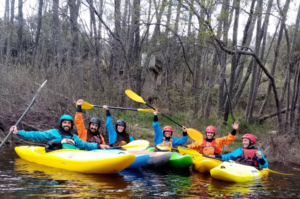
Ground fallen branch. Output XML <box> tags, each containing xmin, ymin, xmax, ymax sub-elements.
<box><xmin>259</xmin><ymin>104</ymin><xmax>299</xmax><ymax>122</ymax></box>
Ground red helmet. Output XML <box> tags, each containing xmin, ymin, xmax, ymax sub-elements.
<box><xmin>163</xmin><ymin>126</ymin><xmax>173</xmax><ymax>132</ymax></box>
<box><xmin>205</xmin><ymin>126</ymin><xmax>216</xmax><ymax>134</ymax></box>
<box><xmin>242</xmin><ymin>134</ymin><xmax>256</xmax><ymax>144</ymax></box>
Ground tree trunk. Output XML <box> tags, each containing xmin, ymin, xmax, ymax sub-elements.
<box><xmin>68</xmin><ymin>0</ymin><xmax>81</xmax><ymax>89</ymax></box>
<box><xmin>245</xmin><ymin>0</ymin><xmax>263</xmax><ymax>122</ymax></box>
<box><xmin>217</xmin><ymin>0</ymin><xmax>230</xmax><ymax>113</ymax></box>
<box><xmin>33</xmin><ymin>0</ymin><xmax>44</xmax><ymax>68</ymax></box>
<box><xmin>259</xmin><ymin>0</ymin><xmax>290</xmax><ymax>116</ymax></box>
<box><xmin>224</xmin><ymin>0</ymin><xmax>240</xmax><ymax>123</ymax></box>
<box><xmin>52</xmin><ymin>0</ymin><xmax>62</xmax><ymax>68</ymax></box>
<box><xmin>6</xmin><ymin>0</ymin><xmax>15</xmax><ymax>67</ymax></box>
<box><xmin>17</xmin><ymin>0</ymin><xmax>23</xmax><ymax>65</ymax></box>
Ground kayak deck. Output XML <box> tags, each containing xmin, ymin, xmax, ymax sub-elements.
<box><xmin>210</xmin><ymin>161</ymin><xmax>269</xmax><ymax>182</ymax></box>
<box><xmin>15</xmin><ymin>146</ymin><xmax>135</xmax><ymax>174</ymax></box>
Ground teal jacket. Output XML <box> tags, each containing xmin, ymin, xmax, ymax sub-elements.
<box><xmin>17</xmin><ymin>129</ymin><xmax>98</xmax><ymax>151</ymax></box>
<box><xmin>153</xmin><ymin>116</ymin><xmax>188</xmax><ymax>147</ymax></box>
<box><xmin>221</xmin><ymin>148</ymin><xmax>269</xmax><ymax>168</ymax></box>
<box><xmin>106</xmin><ymin>115</ymin><xmax>134</xmax><ymax>145</ymax></box>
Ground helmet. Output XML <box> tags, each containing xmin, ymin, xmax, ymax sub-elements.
<box><xmin>163</xmin><ymin>126</ymin><xmax>173</xmax><ymax>132</ymax></box>
<box><xmin>242</xmin><ymin>134</ymin><xmax>256</xmax><ymax>144</ymax></box>
<box><xmin>89</xmin><ymin>117</ymin><xmax>101</xmax><ymax>127</ymax></box>
<box><xmin>116</xmin><ymin>119</ymin><xmax>126</xmax><ymax>129</ymax></box>
<box><xmin>205</xmin><ymin>126</ymin><xmax>216</xmax><ymax>134</ymax></box>
<box><xmin>59</xmin><ymin>115</ymin><xmax>74</xmax><ymax>123</ymax></box>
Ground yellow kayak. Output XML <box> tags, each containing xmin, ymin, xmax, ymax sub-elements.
<box><xmin>210</xmin><ymin>161</ymin><xmax>269</xmax><ymax>182</ymax></box>
<box><xmin>15</xmin><ymin>146</ymin><xmax>135</xmax><ymax>174</ymax></box>
<box><xmin>193</xmin><ymin>156</ymin><xmax>222</xmax><ymax>173</ymax></box>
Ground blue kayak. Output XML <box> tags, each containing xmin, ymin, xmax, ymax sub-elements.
<box><xmin>93</xmin><ymin>150</ymin><xmax>150</xmax><ymax>169</ymax></box>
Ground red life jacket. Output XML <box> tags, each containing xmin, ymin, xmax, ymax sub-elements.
<box><xmin>237</xmin><ymin>149</ymin><xmax>259</xmax><ymax>166</ymax></box>
<box><xmin>200</xmin><ymin>139</ymin><xmax>221</xmax><ymax>155</ymax></box>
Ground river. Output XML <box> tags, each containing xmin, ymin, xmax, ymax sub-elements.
<box><xmin>0</xmin><ymin>146</ymin><xmax>299</xmax><ymax>198</ymax></box>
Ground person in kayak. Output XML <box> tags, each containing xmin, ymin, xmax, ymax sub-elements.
<box><xmin>103</xmin><ymin>105</ymin><xmax>134</xmax><ymax>146</ymax></box>
<box><xmin>9</xmin><ymin>114</ymin><xmax>109</xmax><ymax>150</ymax></box>
<box><xmin>210</xmin><ymin>134</ymin><xmax>269</xmax><ymax>168</ymax></box>
<box><xmin>153</xmin><ymin>108</ymin><xmax>188</xmax><ymax>149</ymax></box>
<box><xmin>186</xmin><ymin>121</ymin><xmax>239</xmax><ymax>155</ymax></box>
<box><xmin>75</xmin><ymin>99</ymin><xmax>108</xmax><ymax>146</ymax></box>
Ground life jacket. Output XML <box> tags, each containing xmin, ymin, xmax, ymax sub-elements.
<box><xmin>237</xmin><ymin>149</ymin><xmax>259</xmax><ymax>167</ymax></box>
<box><xmin>87</xmin><ymin>134</ymin><xmax>105</xmax><ymax>145</ymax></box>
<box><xmin>155</xmin><ymin>137</ymin><xmax>173</xmax><ymax>151</ymax></box>
<box><xmin>113</xmin><ymin>132</ymin><xmax>130</xmax><ymax>146</ymax></box>
<box><xmin>200</xmin><ymin>139</ymin><xmax>221</xmax><ymax>155</ymax></box>
<box><xmin>47</xmin><ymin>131</ymin><xmax>77</xmax><ymax>150</ymax></box>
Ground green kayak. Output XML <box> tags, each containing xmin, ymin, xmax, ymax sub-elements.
<box><xmin>146</xmin><ymin>147</ymin><xmax>193</xmax><ymax>169</ymax></box>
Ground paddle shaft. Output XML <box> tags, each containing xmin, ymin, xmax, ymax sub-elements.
<box><xmin>93</xmin><ymin>105</ymin><xmax>141</xmax><ymax>111</ymax></box>
<box><xmin>145</xmin><ymin>104</ymin><xmax>183</xmax><ymax>128</ymax></box>
<box><xmin>0</xmin><ymin>80</ymin><xmax>47</xmax><ymax>149</ymax></box>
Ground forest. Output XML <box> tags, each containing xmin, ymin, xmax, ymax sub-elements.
<box><xmin>0</xmin><ymin>0</ymin><xmax>299</xmax><ymax>164</ymax></box>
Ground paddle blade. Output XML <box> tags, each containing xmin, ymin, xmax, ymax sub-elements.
<box><xmin>122</xmin><ymin>140</ymin><xmax>149</xmax><ymax>151</ymax></box>
<box><xmin>178</xmin><ymin>146</ymin><xmax>202</xmax><ymax>157</ymax></box>
<box><xmin>265</xmin><ymin>168</ymin><xmax>294</xmax><ymax>176</ymax></box>
<box><xmin>137</xmin><ymin>109</ymin><xmax>156</xmax><ymax>112</ymax></box>
<box><xmin>157</xmin><ymin>145</ymin><xmax>172</xmax><ymax>151</ymax></box>
<box><xmin>79</xmin><ymin>101</ymin><xmax>94</xmax><ymax>110</ymax></box>
<box><xmin>125</xmin><ymin>90</ymin><xmax>146</xmax><ymax>104</ymax></box>
<box><xmin>186</xmin><ymin>128</ymin><xmax>203</xmax><ymax>141</ymax></box>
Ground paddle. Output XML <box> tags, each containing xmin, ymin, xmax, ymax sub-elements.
<box><xmin>125</xmin><ymin>90</ymin><xmax>203</xmax><ymax>141</ymax></box>
<box><xmin>0</xmin><ymin>80</ymin><xmax>47</xmax><ymax>149</ymax></box>
<box><xmin>178</xmin><ymin>146</ymin><xmax>293</xmax><ymax>176</ymax></box>
<box><xmin>78</xmin><ymin>101</ymin><xmax>155</xmax><ymax>112</ymax></box>
<box><xmin>106</xmin><ymin>140</ymin><xmax>149</xmax><ymax>151</ymax></box>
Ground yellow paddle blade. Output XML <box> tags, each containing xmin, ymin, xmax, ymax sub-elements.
<box><xmin>125</xmin><ymin>90</ymin><xmax>146</xmax><ymax>104</ymax></box>
<box><xmin>178</xmin><ymin>146</ymin><xmax>202</xmax><ymax>157</ymax></box>
<box><xmin>265</xmin><ymin>168</ymin><xmax>294</xmax><ymax>176</ymax></box>
<box><xmin>122</xmin><ymin>140</ymin><xmax>149</xmax><ymax>151</ymax></box>
<box><xmin>137</xmin><ymin>109</ymin><xmax>156</xmax><ymax>112</ymax></box>
<box><xmin>78</xmin><ymin>101</ymin><xmax>95</xmax><ymax>110</ymax></box>
<box><xmin>157</xmin><ymin>145</ymin><xmax>172</xmax><ymax>151</ymax></box>
<box><xmin>186</xmin><ymin>128</ymin><xmax>203</xmax><ymax>141</ymax></box>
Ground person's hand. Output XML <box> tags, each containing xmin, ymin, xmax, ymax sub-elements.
<box><xmin>153</xmin><ymin>108</ymin><xmax>158</xmax><ymax>116</ymax></box>
<box><xmin>232</xmin><ymin>121</ymin><xmax>239</xmax><ymax>130</ymax></box>
<box><xmin>182</xmin><ymin>126</ymin><xmax>187</xmax><ymax>132</ymax></box>
<box><xmin>77</xmin><ymin>99</ymin><xmax>84</xmax><ymax>106</ymax></box>
<box><xmin>255</xmin><ymin>151</ymin><xmax>262</xmax><ymax>159</ymax></box>
<box><xmin>103</xmin><ymin>105</ymin><xmax>109</xmax><ymax>110</ymax></box>
<box><xmin>61</xmin><ymin>138</ymin><xmax>75</xmax><ymax>145</ymax></box>
<box><xmin>99</xmin><ymin>144</ymin><xmax>110</xmax><ymax>149</ymax></box>
<box><xmin>10</xmin><ymin>126</ymin><xmax>18</xmax><ymax>134</ymax></box>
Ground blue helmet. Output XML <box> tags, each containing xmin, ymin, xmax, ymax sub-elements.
<box><xmin>59</xmin><ymin>115</ymin><xmax>74</xmax><ymax>123</ymax></box>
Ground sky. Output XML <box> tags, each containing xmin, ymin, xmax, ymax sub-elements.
<box><xmin>0</xmin><ymin>0</ymin><xmax>300</xmax><ymax>42</ymax></box>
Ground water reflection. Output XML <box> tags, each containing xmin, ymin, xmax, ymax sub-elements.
<box><xmin>0</xmin><ymin>146</ymin><xmax>299</xmax><ymax>198</ymax></box>
<box><xmin>14</xmin><ymin>158</ymin><xmax>133</xmax><ymax>198</ymax></box>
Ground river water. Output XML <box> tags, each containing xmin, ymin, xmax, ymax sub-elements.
<box><xmin>0</xmin><ymin>146</ymin><xmax>299</xmax><ymax>198</ymax></box>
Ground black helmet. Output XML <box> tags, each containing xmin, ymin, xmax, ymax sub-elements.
<box><xmin>116</xmin><ymin>119</ymin><xmax>126</xmax><ymax>131</ymax></box>
<box><xmin>89</xmin><ymin>117</ymin><xmax>101</xmax><ymax>130</ymax></box>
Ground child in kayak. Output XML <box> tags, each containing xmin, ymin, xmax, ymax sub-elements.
<box><xmin>153</xmin><ymin>108</ymin><xmax>188</xmax><ymax>149</ymax></box>
<box><xmin>103</xmin><ymin>105</ymin><xmax>134</xmax><ymax>146</ymax></box>
<box><xmin>210</xmin><ymin>134</ymin><xmax>268</xmax><ymax>168</ymax></box>
<box><xmin>10</xmin><ymin>115</ymin><xmax>109</xmax><ymax>150</ymax></box>
<box><xmin>187</xmin><ymin>122</ymin><xmax>239</xmax><ymax>155</ymax></box>
<box><xmin>75</xmin><ymin>99</ymin><xmax>108</xmax><ymax>146</ymax></box>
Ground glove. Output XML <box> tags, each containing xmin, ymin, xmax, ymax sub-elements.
<box><xmin>61</xmin><ymin>138</ymin><xmax>75</xmax><ymax>145</ymax></box>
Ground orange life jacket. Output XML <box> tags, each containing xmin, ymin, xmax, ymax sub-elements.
<box><xmin>200</xmin><ymin>139</ymin><xmax>221</xmax><ymax>155</ymax></box>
